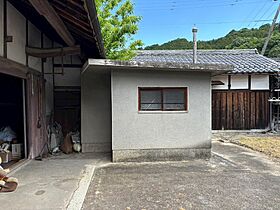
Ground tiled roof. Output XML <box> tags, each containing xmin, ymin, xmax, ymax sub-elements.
<box><xmin>271</xmin><ymin>57</ymin><xmax>280</xmax><ymax>63</ymax></box>
<box><xmin>133</xmin><ymin>49</ymin><xmax>280</xmax><ymax>74</ymax></box>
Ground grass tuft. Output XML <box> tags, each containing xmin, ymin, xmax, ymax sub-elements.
<box><xmin>239</xmin><ymin>136</ymin><xmax>280</xmax><ymax>159</ymax></box>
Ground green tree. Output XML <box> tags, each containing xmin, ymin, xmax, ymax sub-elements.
<box><xmin>95</xmin><ymin>0</ymin><xmax>143</xmax><ymax>60</ymax></box>
<box><xmin>144</xmin><ymin>24</ymin><xmax>280</xmax><ymax>58</ymax></box>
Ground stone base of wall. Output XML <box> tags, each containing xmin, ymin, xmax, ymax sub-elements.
<box><xmin>82</xmin><ymin>143</ymin><xmax>111</xmax><ymax>153</ymax></box>
<box><xmin>113</xmin><ymin>148</ymin><xmax>211</xmax><ymax>162</ymax></box>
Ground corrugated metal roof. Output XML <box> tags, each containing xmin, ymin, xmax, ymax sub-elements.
<box><xmin>133</xmin><ymin>49</ymin><xmax>280</xmax><ymax>74</ymax></box>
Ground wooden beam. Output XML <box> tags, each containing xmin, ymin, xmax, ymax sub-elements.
<box><xmin>26</xmin><ymin>45</ymin><xmax>81</xmax><ymax>58</ymax></box>
<box><xmin>53</xmin><ymin>6</ymin><xmax>92</xmax><ymax>34</ymax></box>
<box><xmin>28</xmin><ymin>0</ymin><xmax>75</xmax><ymax>46</ymax></box>
<box><xmin>0</xmin><ymin>56</ymin><xmax>28</xmax><ymax>78</ymax></box>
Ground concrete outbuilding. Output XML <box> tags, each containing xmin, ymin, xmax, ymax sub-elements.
<box><xmin>81</xmin><ymin>59</ymin><xmax>232</xmax><ymax>162</ymax></box>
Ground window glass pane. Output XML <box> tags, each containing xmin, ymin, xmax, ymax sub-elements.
<box><xmin>164</xmin><ymin>103</ymin><xmax>185</xmax><ymax>110</ymax></box>
<box><xmin>141</xmin><ymin>103</ymin><xmax>162</xmax><ymax>110</ymax></box>
<box><xmin>140</xmin><ymin>90</ymin><xmax>162</xmax><ymax>110</ymax></box>
<box><xmin>163</xmin><ymin>89</ymin><xmax>185</xmax><ymax>110</ymax></box>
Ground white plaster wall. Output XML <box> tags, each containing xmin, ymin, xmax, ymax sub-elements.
<box><xmin>212</xmin><ymin>75</ymin><xmax>228</xmax><ymax>89</ymax></box>
<box><xmin>53</xmin><ymin>42</ymin><xmax>81</xmax><ymax>87</ymax></box>
<box><xmin>55</xmin><ymin>68</ymin><xmax>81</xmax><ymax>86</ymax></box>
<box><xmin>230</xmin><ymin>75</ymin><xmax>249</xmax><ymax>89</ymax></box>
<box><xmin>28</xmin><ymin>22</ymin><xmax>41</xmax><ymax>71</ymax></box>
<box><xmin>81</xmin><ymin>71</ymin><xmax>111</xmax><ymax>152</ymax></box>
<box><xmin>0</xmin><ymin>0</ymin><xmax>3</xmax><ymax>56</ymax></box>
<box><xmin>55</xmin><ymin>55</ymin><xmax>72</xmax><ymax>65</ymax></box>
<box><xmin>251</xmin><ymin>74</ymin><xmax>269</xmax><ymax>90</ymax></box>
<box><xmin>112</xmin><ymin>70</ymin><xmax>212</xmax><ymax>151</ymax></box>
<box><xmin>6</xmin><ymin>2</ymin><xmax>26</xmax><ymax>65</ymax></box>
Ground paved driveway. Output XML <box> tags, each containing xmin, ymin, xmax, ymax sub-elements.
<box><xmin>82</xmin><ymin>142</ymin><xmax>280</xmax><ymax>210</ymax></box>
<box><xmin>0</xmin><ymin>153</ymin><xmax>110</xmax><ymax>210</ymax></box>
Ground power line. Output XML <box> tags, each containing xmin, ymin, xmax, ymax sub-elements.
<box><xmin>139</xmin><ymin>19</ymin><xmax>273</xmax><ymax>28</ymax></box>
<box><xmin>247</xmin><ymin>0</ymin><xmax>269</xmax><ymax>27</ymax></box>
<box><xmin>252</xmin><ymin>3</ymin><xmax>275</xmax><ymax>27</ymax></box>
<box><xmin>136</xmin><ymin>0</ymin><xmax>272</xmax><ymax>12</ymax></box>
<box><xmin>135</xmin><ymin>0</ymin><xmax>245</xmax><ymax>7</ymax></box>
<box><xmin>264</xmin><ymin>4</ymin><xmax>278</xmax><ymax>19</ymax></box>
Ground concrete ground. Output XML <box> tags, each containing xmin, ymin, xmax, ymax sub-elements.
<box><xmin>82</xmin><ymin>141</ymin><xmax>280</xmax><ymax>210</ymax></box>
<box><xmin>0</xmin><ymin>153</ymin><xmax>110</xmax><ymax>210</ymax></box>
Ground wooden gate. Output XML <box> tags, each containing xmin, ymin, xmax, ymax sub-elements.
<box><xmin>212</xmin><ymin>90</ymin><xmax>270</xmax><ymax>130</ymax></box>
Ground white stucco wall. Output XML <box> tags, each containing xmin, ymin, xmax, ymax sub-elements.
<box><xmin>7</xmin><ymin>2</ymin><xmax>26</xmax><ymax>65</ymax></box>
<box><xmin>0</xmin><ymin>0</ymin><xmax>3</xmax><ymax>57</ymax></box>
<box><xmin>111</xmin><ymin>70</ymin><xmax>212</xmax><ymax>151</ymax></box>
<box><xmin>251</xmin><ymin>74</ymin><xmax>269</xmax><ymax>90</ymax></box>
<box><xmin>53</xmin><ymin>43</ymin><xmax>82</xmax><ymax>87</ymax></box>
<box><xmin>212</xmin><ymin>74</ymin><xmax>270</xmax><ymax>90</ymax></box>
<box><xmin>81</xmin><ymin>71</ymin><xmax>112</xmax><ymax>152</ymax></box>
<box><xmin>231</xmin><ymin>75</ymin><xmax>248</xmax><ymax>89</ymax></box>
<box><xmin>212</xmin><ymin>75</ymin><xmax>228</xmax><ymax>89</ymax></box>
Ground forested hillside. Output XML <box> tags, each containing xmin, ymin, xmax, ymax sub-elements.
<box><xmin>144</xmin><ymin>24</ymin><xmax>280</xmax><ymax>57</ymax></box>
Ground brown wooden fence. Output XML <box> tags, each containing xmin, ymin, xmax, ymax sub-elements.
<box><xmin>212</xmin><ymin>90</ymin><xmax>270</xmax><ymax>130</ymax></box>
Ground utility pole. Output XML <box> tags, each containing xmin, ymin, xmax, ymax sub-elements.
<box><xmin>261</xmin><ymin>4</ymin><xmax>280</xmax><ymax>55</ymax></box>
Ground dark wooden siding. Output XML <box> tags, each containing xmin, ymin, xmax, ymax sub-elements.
<box><xmin>212</xmin><ymin>90</ymin><xmax>270</xmax><ymax>130</ymax></box>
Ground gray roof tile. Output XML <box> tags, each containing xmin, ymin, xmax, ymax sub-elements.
<box><xmin>133</xmin><ymin>49</ymin><xmax>280</xmax><ymax>73</ymax></box>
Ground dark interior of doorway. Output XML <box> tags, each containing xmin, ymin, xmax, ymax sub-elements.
<box><xmin>54</xmin><ymin>88</ymin><xmax>81</xmax><ymax>136</ymax></box>
<box><xmin>0</xmin><ymin>73</ymin><xmax>25</xmax><ymax>168</ymax></box>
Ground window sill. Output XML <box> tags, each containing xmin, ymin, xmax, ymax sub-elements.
<box><xmin>138</xmin><ymin>110</ymin><xmax>189</xmax><ymax>114</ymax></box>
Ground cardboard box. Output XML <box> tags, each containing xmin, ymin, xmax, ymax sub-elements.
<box><xmin>0</xmin><ymin>152</ymin><xmax>12</xmax><ymax>163</ymax></box>
<box><xmin>11</xmin><ymin>144</ymin><xmax>22</xmax><ymax>160</ymax></box>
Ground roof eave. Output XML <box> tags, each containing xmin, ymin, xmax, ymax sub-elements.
<box><xmin>82</xmin><ymin>59</ymin><xmax>233</xmax><ymax>75</ymax></box>
<box><xmin>84</xmin><ymin>0</ymin><xmax>106</xmax><ymax>58</ymax></box>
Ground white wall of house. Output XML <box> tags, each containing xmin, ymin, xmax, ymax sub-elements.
<box><xmin>81</xmin><ymin>71</ymin><xmax>111</xmax><ymax>153</ymax></box>
<box><xmin>212</xmin><ymin>75</ymin><xmax>228</xmax><ymax>89</ymax></box>
<box><xmin>7</xmin><ymin>2</ymin><xmax>26</xmax><ymax>65</ymax></box>
<box><xmin>231</xmin><ymin>75</ymin><xmax>248</xmax><ymax>89</ymax></box>
<box><xmin>44</xmin><ymin>53</ymin><xmax>82</xmax><ymax>116</ymax></box>
<box><xmin>212</xmin><ymin>74</ymin><xmax>270</xmax><ymax>90</ymax></box>
<box><xmin>111</xmin><ymin>70</ymin><xmax>212</xmax><ymax>157</ymax></box>
<box><xmin>251</xmin><ymin>74</ymin><xmax>270</xmax><ymax>90</ymax></box>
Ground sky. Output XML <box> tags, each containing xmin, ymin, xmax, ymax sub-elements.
<box><xmin>131</xmin><ymin>0</ymin><xmax>280</xmax><ymax>47</ymax></box>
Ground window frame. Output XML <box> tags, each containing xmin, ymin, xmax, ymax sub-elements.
<box><xmin>138</xmin><ymin>87</ymin><xmax>188</xmax><ymax>112</ymax></box>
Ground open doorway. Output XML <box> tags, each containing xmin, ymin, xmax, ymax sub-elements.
<box><xmin>0</xmin><ymin>73</ymin><xmax>26</xmax><ymax>168</ymax></box>
<box><xmin>54</xmin><ymin>87</ymin><xmax>81</xmax><ymax>136</ymax></box>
